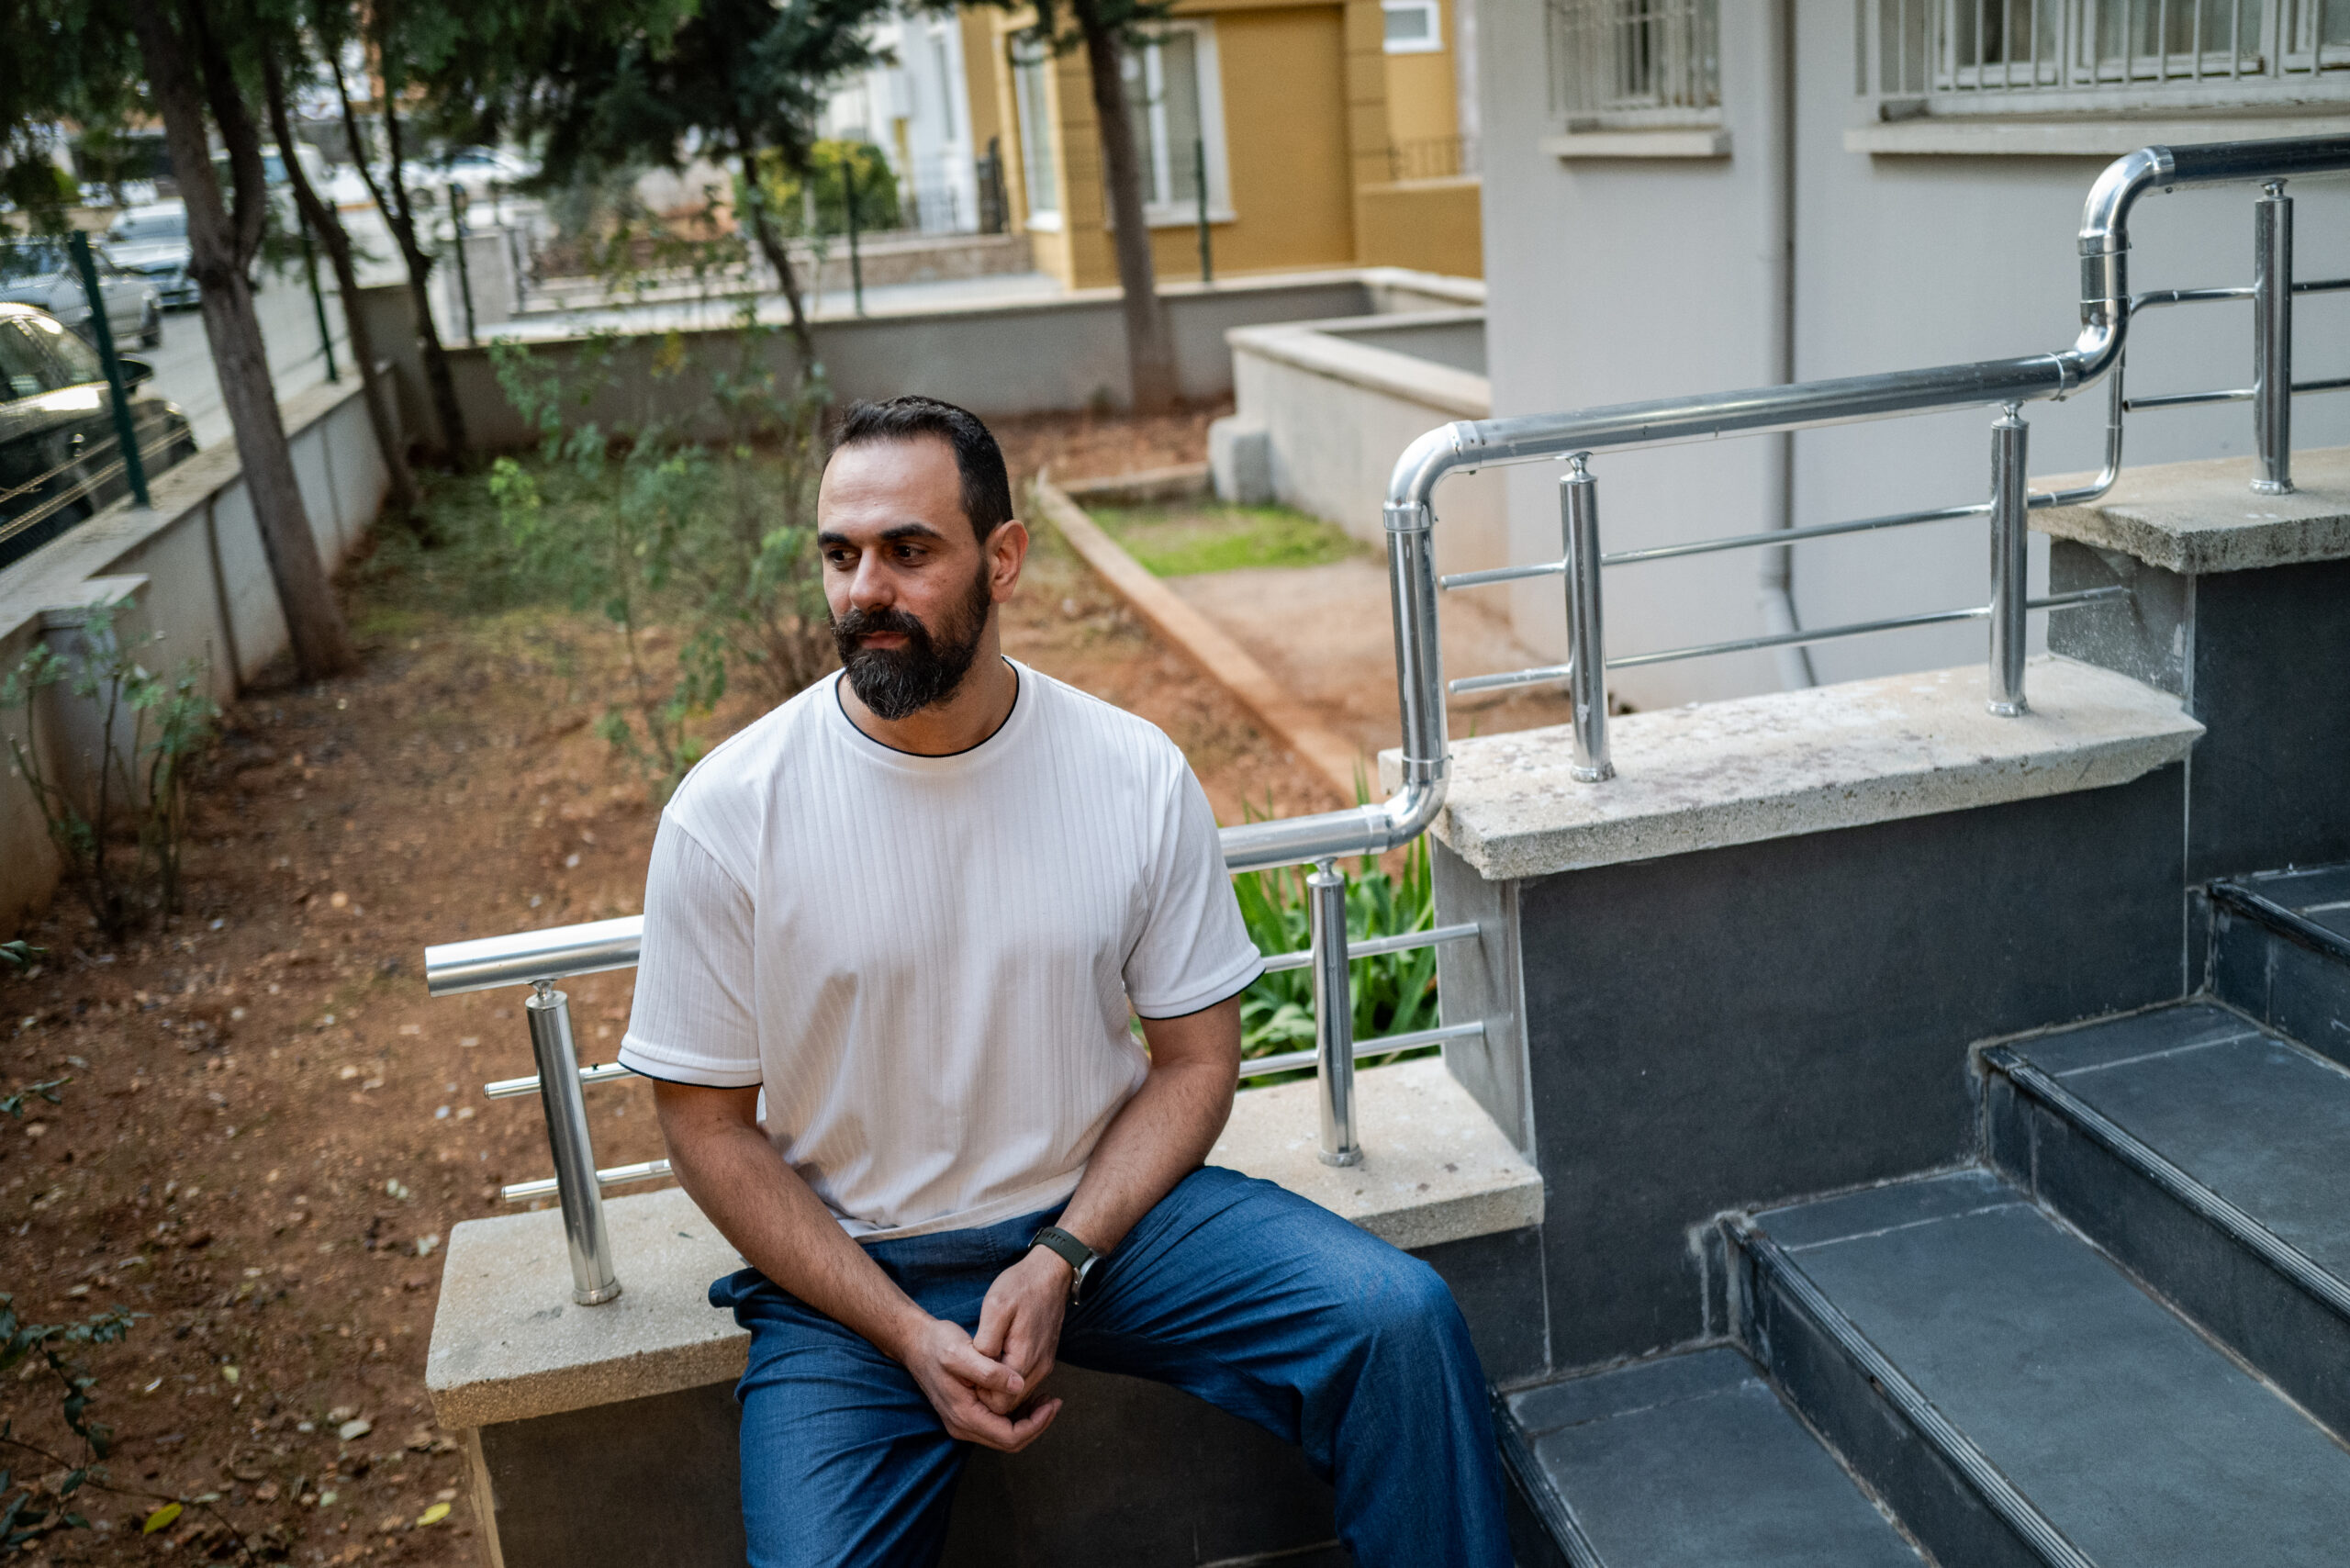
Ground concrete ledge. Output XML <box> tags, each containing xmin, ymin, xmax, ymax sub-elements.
<box><xmin>2035</xmin><ymin>444</ymin><xmax>2350</xmax><ymax>575</ymax></box>
<box><xmin>1208</xmin><ymin>1057</ymin><xmax>1543</xmax><ymax>1252</ymax></box>
<box><xmin>1845</xmin><ymin>113</ymin><xmax>2350</xmax><ymax>157</ymax></box>
<box><xmin>1225</xmin><ymin>319</ymin><xmax>1490</xmax><ymax>420</ymax></box>
<box><xmin>428</xmin><ymin>1059</ymin><xmax>1541</xmax><ymax>1430</ymax></box>
<box><xmin>427</xmin><ymin>1183</ymin><xmax>747</xmax><ymax>1430</ymax></box>
<box><xmin>1540</xmin><ymin>129</ymin><xmax>1733</xmax><ymax>159</ymax></box>
<box><xmin>1391</xmin><ymin>656</ymin><xmax>2202</xmax><ymax>882</ymax></box>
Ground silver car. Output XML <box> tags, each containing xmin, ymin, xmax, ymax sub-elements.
<box><xmin>0</xmin><ymin>238</ymin><xmax>160</xmax><ymax>349</ymax></box>
<box><xmin>104</xmin><ymin>202</ymin><xmax>199</xmax><ymax>309</ymax></box>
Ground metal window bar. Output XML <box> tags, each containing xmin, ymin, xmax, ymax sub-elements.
<box><xmin>424</xmin><ymin>136</ymin><xmax>2350</xmax><ymax>1304</ymax></box>
<box><xmin>1873</xmin><ymin>0</ymin><xmax>2350</xmax><ymax>99</ymax></box>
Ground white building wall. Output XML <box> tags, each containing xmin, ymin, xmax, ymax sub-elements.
<box><xmin>1476</xmin><ymin>0</ymin><xmax>2350</xmax><ymax>708</ymax></box>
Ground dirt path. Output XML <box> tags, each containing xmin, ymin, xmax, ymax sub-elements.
<box><xmin>0</xmin><ymin>405</ymin><xmax>1344</xmax><ymax>1567</ymax></box>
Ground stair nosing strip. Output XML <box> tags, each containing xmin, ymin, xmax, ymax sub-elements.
<box><xmin>1731</xmin><ymin>1215</ymin><xmax>2098</xmax><ymax>1568</ymax></box>
<box><xmin>1986</xmin><ymin>1045</ymin><xmax>2350</xmax><ymax>1321</ymax></box>
<box><xmin>2209</xmin><ymin>879</ymin><xmax>2350</xmax><ymax>967</ymax></box>
<box><xmin>1494</xmin><ymin>1389</ymin><xmax>1608</xmax><ymax>1568</ymax></box>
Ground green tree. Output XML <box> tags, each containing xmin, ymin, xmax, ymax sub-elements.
<box><xmin>0</xmin><ymin>0</ymin><xmax>358</xmax><ymax>680</ymax></box>
<box><xmin>430</xmin><ymin>0</ymin><xmax>893</xmax><ymax>375</ymax></box>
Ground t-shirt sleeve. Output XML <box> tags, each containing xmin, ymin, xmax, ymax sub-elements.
<box><xmin>1123</xmin><ymin>764</ymin><xmax>1266</xmax><ymax>1018</ymax></box>
<box><xmin>618</xmin><ymin>814</ymin><xmax>765</xmax><ymax>1088</ymax></box>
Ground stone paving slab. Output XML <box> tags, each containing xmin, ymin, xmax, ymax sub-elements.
<box><xmin>1390</xmin><ymin>655</ymin><xmax>2202</xmax><ymax>881</ymax></box>
<box><xmin>2035</xmin><ymin>444</ymin><xmax>2350</xmax><ymax>574</ymax></box>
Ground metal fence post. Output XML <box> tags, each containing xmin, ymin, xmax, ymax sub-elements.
<box><xmin>1988</xmin><ymin>404</ymin><xmax>2030</xmax><ymax>716</ymax></box>
<box><xmin>298</xmin><ymin>218</ymin><xmax>339</xmax><ymax>384</ymax></box>
<box><xmin>66</xmin><ymin>232</ymin><xmax>150</xmax><ymax>510</ymax></box>
<box><xmin>1195</xmin><ymin>140</ymin><xmax>1213</xmax><ymax>285</ymax></box>
<box><xmin>2253</xmin><ymin>179</ymin><xmax>2293</xmax><ymax>496</ymax></box>
<box><xmin>449</xmin><ymin>184</ymin><xmax>478</xmax><ymax>348</ymax></box>
<box><xmin>526</xmin><ymin>981</ymin><xmax>622</xmax><ymax>1304</ymax></box>
<box><xmin>1563</xmin><ymin>456</ymin><xmax>1612</xmax><ymax>781</ymax></box>
<box><xmin>845</xmin><ymin>158</ymin><xmax>866</xmax><ymax>317</ymax></box>
<box><xmin>1309</xmin><ymin>860</ymin><xmax>1360</xmax><ymax>1167</ymax></box>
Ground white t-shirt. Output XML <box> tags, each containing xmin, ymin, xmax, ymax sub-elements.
<box><xmin>618</xmin><ymin>660</ymin><xmax>1263</xmax><ymax>1239</ymax></box>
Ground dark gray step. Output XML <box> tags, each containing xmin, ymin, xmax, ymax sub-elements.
<box><xmin>1986</xmin><ymin>1001</ymin><xmax>2350</xmax><ymax>1437</ymax></box>
<box><xmin>2210</xmin><ymin>867</ymin><xmax>2350</xmax><ymax>1065</ymax></box>
<box><xmin>1736</xmin><ymin>1169</ymin><xmax>2350</xmax><ymax>1568</ymax></box>
<box><xmin>1497</xmin><ymin>1347</ymin><xmax>1925</xmax><ymax>1568</ymax></box>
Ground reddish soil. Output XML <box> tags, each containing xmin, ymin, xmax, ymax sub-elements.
<box><xmin>0</xmin><ymin>404</ymin><xmax>1337</xmax><ymax>1567</ymax></box>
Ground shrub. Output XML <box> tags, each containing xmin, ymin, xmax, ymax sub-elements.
<box><xmin>0</xmin><ymin>600</ymin><xmax>218</xmax><ymax>938</ymax></box>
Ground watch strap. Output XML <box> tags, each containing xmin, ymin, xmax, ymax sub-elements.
<box><xmin>1030</xmin><ymin>1225</ymin><xmax>1100</xmax><ymax>1302</ymax></box>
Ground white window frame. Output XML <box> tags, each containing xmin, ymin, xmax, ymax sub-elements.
<box><xmin>1383</xmin><ymin>0</ymin><xmax>1445</xmax><ymax>55</ymax></box>
<box><xmin>1010</xmin><ymin>38</ymin><xmax>1063</xmax><ymax>232</ymax></box>
<box><xmin>1124</xmin><ymin>21</ymin><xmax>1236</xmax><ymax>228</ymax></box>
<box><xmin>1544</xmin><ymin>0</ymin><xmax>1723</xmax><ymax>129</ymax></box>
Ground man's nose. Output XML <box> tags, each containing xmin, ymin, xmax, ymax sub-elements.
<box><xmin>847</xmin><ymin>549</ymin><xmax>894</xmax><ymax>611</ymax></box>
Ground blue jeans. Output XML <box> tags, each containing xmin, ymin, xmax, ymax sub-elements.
<box><xmin>713</xmin><ymin>1165</ymin><xmax>1511</xmax><ymax>1567</ymax></box>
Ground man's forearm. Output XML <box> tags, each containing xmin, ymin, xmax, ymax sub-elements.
<box><xmin>1056</xmin><ymin>1052</ymin><xmax>1235</xmax><ymax>1256</ymax></box>
<box><xmin>665</xmin><ymin>1111</ymin><xmax>929</xmax><ymax>1361</ymax></box>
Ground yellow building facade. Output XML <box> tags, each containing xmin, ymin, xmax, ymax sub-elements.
<box><xmin>963</xmin><ymin>0</ymin><xmax>1481</xmax><ymax>290</ymax></box>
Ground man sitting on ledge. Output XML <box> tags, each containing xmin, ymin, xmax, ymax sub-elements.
<box><xmin>618</xmin><ymin>396</ymin><xmax>1508</xmax><ymax>1567</ymax></box>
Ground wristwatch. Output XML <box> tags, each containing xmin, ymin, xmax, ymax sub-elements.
<box><xmin>1029</xmin><ymin>1225</ymin><xmax>1102</xmax><ymax>1305</ymax></box>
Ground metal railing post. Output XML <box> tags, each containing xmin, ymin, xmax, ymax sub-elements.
<box><xmin>1195</xmin><ymin>140</ymin><xmax>1213</xmax><ymax>285</ymax></box>
<box><xmin>1563</xmin><ymin>456</ymin><xmax>1613</xmax><ymax>781</ymax></box>
<box><xmin>1988</xmin><ymin>404</ymin><xmax>2030</xmax><ymax>716</ymax></box>
<box><xmin>449</xmin><ymin>184</ymin><xmax>479</xmax><ymax>349</ymax></box>
<box><xmin>1308</xmin><ymin>860</ymin><xmax>1360</xmax><ymax>1167</ymax></box>
<box><xmin>526</xmin><ymin>980</ymin><xmax>622</xmax><ymax>1304</ymax></box>
<box><xmin>2253</xmin><ymin>179</ymin><xmax>2293</xmax><ymax>495</ymax></box>
<box><xmin>298</xmin><ymin>219</ymin><xmax>339</xmax><ymax>384</ymax></box>
<box><xmin>67</xmin><ymin>232</ymin><xmax>150</xmax><ymax>510</ymax></box>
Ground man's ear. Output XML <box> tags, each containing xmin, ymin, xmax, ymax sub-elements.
<box><xmin>987</xmin><ymin>520</ymin><xmax>1032</xmax><ymax>601</ymax></box>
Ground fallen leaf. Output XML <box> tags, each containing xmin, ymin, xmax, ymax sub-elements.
<box><xmin>416</xmin><ymin>1503</ymin><xmax>452</xmax><ymax>1528</ymax></box>
<box><xmin>338</xmin><ymin>1417</ymin><xmax>372</xmax><ymax>1441</ymax></box>
<box><xmin>143</xmin><ymin>1503</ymin><xmax>182</xmax><ymax>1534</ymax></box>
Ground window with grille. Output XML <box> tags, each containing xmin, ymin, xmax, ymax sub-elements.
<box><xmin>1546</xmin><ymin>0</ymin><xmax>1723</xmax><ymax>125</ymax></box>
<box><xmin>1121</xmin><ymin>24</ymin><xmax>1229</xmax><ymax>216</ymax></box>
<box><xmin>1010</xmin><ymin>39</ymin><xmax>1060</xmax><ymax>225</ymax></box>
<box><xmin>1863</xmin><ymin>0</ymin><xmax>2350</xmax><ymax>106</ymax></box>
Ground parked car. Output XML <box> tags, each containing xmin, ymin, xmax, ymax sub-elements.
<box><xmin>424</xmin><ymin>145</ymin><xmax>536</xmax><ymax>203</ymax></box>
<box><xmin>0</xmin><ymin>303</ymin><xmax>196</xmax><ymax>571</ymax></box>
<box><xmin>0</xmin><ymin>238</ymin><xmax>160</xmax><ymax>348</ymax></box>
<box><xmin>103</xmin><ymin>201</ymin><xmax>199</xmax><ymax>309</ymax></box>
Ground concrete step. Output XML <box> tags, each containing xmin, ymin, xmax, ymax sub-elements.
<box><xmin>1735</xmin><ymin>1169</ymin><xmax>2350</xmax><ymax>1568</ymax></box>
<box><xmin>2210</xmin><ymin>866</ymin><xmax>2350</xmax><ymax>1065</ymax></box>
<box><xmin>1497</xmin><ymin>1347</ymin><xmax>1926</xmax><ymax>1568</ymax></box>
<box><xmin>1985</xmin><ymin>1002</ymin><xmax>2350</xmax><ymax>1439</ymax></box>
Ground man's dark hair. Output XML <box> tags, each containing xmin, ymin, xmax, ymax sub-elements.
<box><xmin>829</xmin><ymin>397</ymin><xmax>1014</xmax><ymax>544</ymax></box>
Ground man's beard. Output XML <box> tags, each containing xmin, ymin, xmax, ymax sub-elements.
<box><xmin>831</xmin><ymin>560</ymin><xmax>996</xmax><ymax>722</ymax></box>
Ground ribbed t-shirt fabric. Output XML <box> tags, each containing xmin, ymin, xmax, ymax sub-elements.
<box><xmin>618</xmin><ymin>660</ymin><xmax>1265</xmax><ymax>1240</ymax></box>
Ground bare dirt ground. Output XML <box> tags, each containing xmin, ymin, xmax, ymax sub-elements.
<box><xmin>0</xmin><ymin>402</ymin><xmax>1346</xmax><ymax>1567</ymax></box>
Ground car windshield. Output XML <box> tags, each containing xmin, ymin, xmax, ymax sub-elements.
<box><xmin>18</xmin><ymin>313</ymin><xmax>99</xmax><ymax>385</ymax></box>
<box><xmin>0</xmin><ymin>243</ymin><xmax>68</xmax><ymax>282</ymax></box>
<box><xmin>110</xmin><ymin>212</ymin><xmax>186</xmax><ymax>242</ymax></box>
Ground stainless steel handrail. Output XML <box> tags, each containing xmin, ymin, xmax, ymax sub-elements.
<box><xmin>1411</xmin><ymin>136</ymin><xmax>2349</xmax><ymax>747</ymax></box>
<box><xmin>429</xmin><ymin>136</ymin><xmax>2350</xmax><ymax>1303</ymax></box>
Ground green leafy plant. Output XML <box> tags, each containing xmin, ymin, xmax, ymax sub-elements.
<box><xmin>0</xmin><ymin>602</ymin><xmax>219</xmax><ymax>939</ymax></box>
<box><xmin>485</xmin><ymin>314</ymin><xmax>832</xmax><ymax>800</ymax></box>
<box><xmin>1232</xmin><ymin>830</ymin><xmax>1438</xmax><ymax>1073</ymax></box>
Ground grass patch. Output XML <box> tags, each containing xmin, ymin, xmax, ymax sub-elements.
<box><xmin>1091</xmin><ymin>500</ymin><xmax>1368</xmax><ymax>577</ymax></box>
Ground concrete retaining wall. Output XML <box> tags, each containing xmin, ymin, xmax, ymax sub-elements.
<box><xmin>1229</xmin><ymin>308</ymin><xmax>1508</xmax><ymax>578</ymax></box>
<box><xmin>0</xmin><ymin>380</ymin><xmax>390</xmax><ymax>933</ymax></box>
<box><xmin>420</xmin><ymin>272</ymin><xmax>1391</xmax><ymax>450</ymax></box>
